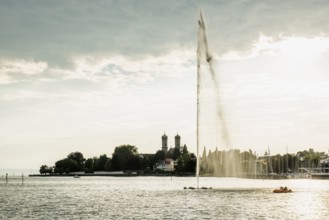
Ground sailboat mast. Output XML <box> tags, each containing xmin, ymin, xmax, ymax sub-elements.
<box><xmin>286</xmin><ymin>145</ymin><xmax>288</xmax><ymax>173</ymax></box>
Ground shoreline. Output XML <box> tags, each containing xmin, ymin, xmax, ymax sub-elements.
<box><xmin>29</xmin><ymin>173</ymin><xmax>196</xmax><ymax>177</ymax></box>
<box><xmin>28</xmin><ymin>173</ymin><xmax>329</xmax><ymax>179</ymax></box>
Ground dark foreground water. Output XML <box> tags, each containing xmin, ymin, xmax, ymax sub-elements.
<box><xmin>0</xmin><ymin>177</ymin><xmax>328</xmax><ymax>219</ymax></box>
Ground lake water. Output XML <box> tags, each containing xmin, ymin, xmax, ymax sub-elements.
<box><xmin>0</xmin><ymin>176</ymin><xmax>328</xmax><ymax>219</ymax></box>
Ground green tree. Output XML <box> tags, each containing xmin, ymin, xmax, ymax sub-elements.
<box><xmin>105</xmin><ymin>158</ymin><xmax>112</xmax><ymax>171</ymax></box>
<box><xmin>111</xmin><ymin>154</ymin><xmax>120</xmax><ymax>171</ymax></box>
<box><xmin>182</xmin><ymin>153</ymin><xmax>191</xmax><ymax>173</ymax></box>
<box><xmin>67</xmin><ymin>152</ymin><xmax>85</xmax><ymax>171</ymax></box>
<box><xmin>39</xmin><ymin>165</ymin><xmax>52</xmax><ymax>175</ymax></box>
<box><xmin>154</xmin><ymin>150</ymin><xmax>165</xmax><ymax>162</ymax></box>
<box><xmin>94</xmin><ymin>154</ymin><xmax>110</xmax><ymax>171</ymax></box>
<box><xmin>84</xmin><ymin>158</ymin><xmax>94</xmax><ymax>173</ymax></box>
<box><xmin>127</xmin><ymin>155</ymin><xmax>141</xmax><ymax>170</ymax></box>
<box><xmin>173</xmin><ymin>147</ymin><xmax>181</xmax><ymax>160</ymax></box>
<box><xmin>182</xmin><ymin>144</ymin><xmax>188</xmax><ymax>154</ymax></box>
<box><xmin>186</xmin><ymin>153</ymin><xmax>196</xmax><ymax>173</ymax></box>
<box><xmin>140</xmin><ymin>155</ymin><xmax>155</xmax><ymax>172</ymax></box>
<box><xmin>39</xmin><ymin>165</ymin><xmax>47</xmax><ymax>175</ymax></box>
<box><xmin>111</xmin><ymin>145</ymin><xmax>139</xmax><ymax>171</ymax></box>
<box><xmin>175</xmin><ymin>155</ymin><xmax>184</xmax><ymax>174</ymax></box>
<box><xmin>54</xmin><ymin>158</ymin><xmax>79</xmax><ymax>174</ymax></box>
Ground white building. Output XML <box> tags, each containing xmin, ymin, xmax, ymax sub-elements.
<box><xmin>155</xmin><ymin>158</ymin><xmax>175</xmax><ymax>172</ymax></box>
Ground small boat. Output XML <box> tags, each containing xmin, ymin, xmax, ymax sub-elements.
<box><xmin>74</xmin><ymin>175</ymin><xmax>80</xmax><ymax>178</ymax></box>
<box><xmin>201</xmin><ymin>187</ymin><xmax>213</xmax><ymax>189</ymax></box>
<box><xmin>183</xmin><ymin>187</ymin><xmax>195</xmax><ymax>190</ymax></box>
<box><xmin>273</xmin><ymin>186</ymin><xmax>292</xmax><ymax>193</ymax></box>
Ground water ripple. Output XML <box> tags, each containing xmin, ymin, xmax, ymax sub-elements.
<box><xmin>0</xmin><ymin>177</ymin><xmax>329</xmax><ymax>219</ymax></box>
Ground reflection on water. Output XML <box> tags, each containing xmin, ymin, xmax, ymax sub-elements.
<box><xmin>0</xmin><ymin>177</ymin><xmax>328</xmax><ymax>219</ymax></box>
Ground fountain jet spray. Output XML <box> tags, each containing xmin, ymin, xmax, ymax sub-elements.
<box><xmin>196</xmin><ymin>11</ymin><xmax>231</xmax><ymax>184</ymax></box>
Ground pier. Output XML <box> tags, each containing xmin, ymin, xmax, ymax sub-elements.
<box><xmin>1</xmin><ymin>173</ymin><xmax>24</xmax><ymax>185</ymax></box>
<box><xmin>300</xmin><ymin>168</ymin><xmax>329</xmax><ymax>179</ymax></box>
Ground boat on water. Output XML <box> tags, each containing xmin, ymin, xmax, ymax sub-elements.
<box><xmin>273</xmin><ymin>186</ymin><xmax>292</xmax><ymax>193</ymax></box>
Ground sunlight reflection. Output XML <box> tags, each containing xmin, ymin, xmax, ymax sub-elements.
<box><xmin>287</xmin><ymin>190</ymin><xmax>326</xmax><ymax>219</ymax></box>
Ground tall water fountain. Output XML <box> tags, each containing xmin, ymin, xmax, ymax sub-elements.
<box><xmin>196</xmin><ymin>12</ymin><xmax>258</xmax><ymax>183</ymax></box>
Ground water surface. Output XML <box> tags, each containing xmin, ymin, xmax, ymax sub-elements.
<box><xmin>0</xmin><ymin>177</ymin><xmax>328</xmax><ymax>219</ymax></box>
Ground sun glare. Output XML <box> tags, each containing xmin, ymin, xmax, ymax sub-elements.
<box><xmin>267</xmin><ymin>36</ymin><xmax>329</xmax><ymax>59</ymax></box>
<box><xmin>222</xmin><ymin>35</ymin><xmax>329</xmax><ymax>61</ymax></box>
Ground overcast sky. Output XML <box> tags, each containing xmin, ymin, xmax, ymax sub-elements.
<box><xmin>1</xmin><ymin>0</ymin><xmax>329</xmax><ymax>169</ymax></box>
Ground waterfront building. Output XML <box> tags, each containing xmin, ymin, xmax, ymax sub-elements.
<box><xmin>154</xmin><ymin>158</ymin><xmax>175</xmax><ymax>172</ymax></box>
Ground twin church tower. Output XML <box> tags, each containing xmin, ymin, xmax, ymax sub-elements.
<box><xmin>161</xmin><ymin>133</ymin><xmax>181</xmax><ymax>153</ymax></box>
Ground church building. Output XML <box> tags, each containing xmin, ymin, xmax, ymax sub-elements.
<box><xmin>161</xmin><ymin>132</ymin><xmax>185</xmax><ymax>157</ymax></box>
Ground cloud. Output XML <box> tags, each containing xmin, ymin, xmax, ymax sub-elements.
<box><xmin>202</xmin><ymin>0</ymin><xmax>329</xmax><ymax>55</ymax></box>
<box><xmin>0</xmin><ymin>49</ymin><xmax>195</xmax><ymax>120</ymax></box>
<box><xmin>0</xmin><ymin>0</ymin><xmax>197</xmax><ymax>68</ymax></box>
<box><xmin>1</xmin><ymin>0</ymin><xmax>329</xmax><ymax>70</ymax></box>
<box><xmin>64</xmin><ymin>49</ymin><xmax>194</xmax><ymax>86</ymax></box>
<box><xmin>0</xmin><ymin>59</ymin><xmax>48</xmax><ymax>84</ymax></box>
<box><xmin>0</xmin><ymin>59</ymin><xmax>47</xmax><ymax>74</ymax></box>
<box><xmin>0</xmin><ymin>73</ymin><xmax>11</xmax><ymax>85</ymax></box>
<box><xmin>221</xmin><ymin>35</ymin><xmax>329</xmax><ymax>61</ymax></box>
<box><xmin>2</xmin><ymin>0</ymin><xmax>329</xmax><ymax>164</ymax></box>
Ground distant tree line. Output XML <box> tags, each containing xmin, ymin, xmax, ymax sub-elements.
<box><xmin>42</xmin><ymin>145</ymin><xmax>327</xmax><ymax>176</ymax></box>
<box><xmin>39</xmin><ymin>144</ymin><xmax>196</xmax><ymax>175</ymax></box>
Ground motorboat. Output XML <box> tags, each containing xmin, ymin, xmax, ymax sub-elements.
<box><xmin>273</xmin><ymin>186</ymin><xmax>292</xmax><ymax>193</ymax></box>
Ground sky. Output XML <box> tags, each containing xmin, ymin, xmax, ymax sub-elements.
<box><xmin>1</xmin><ymin>0</ymin><xmax>329</xmax><ymax>169</ymax></box>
